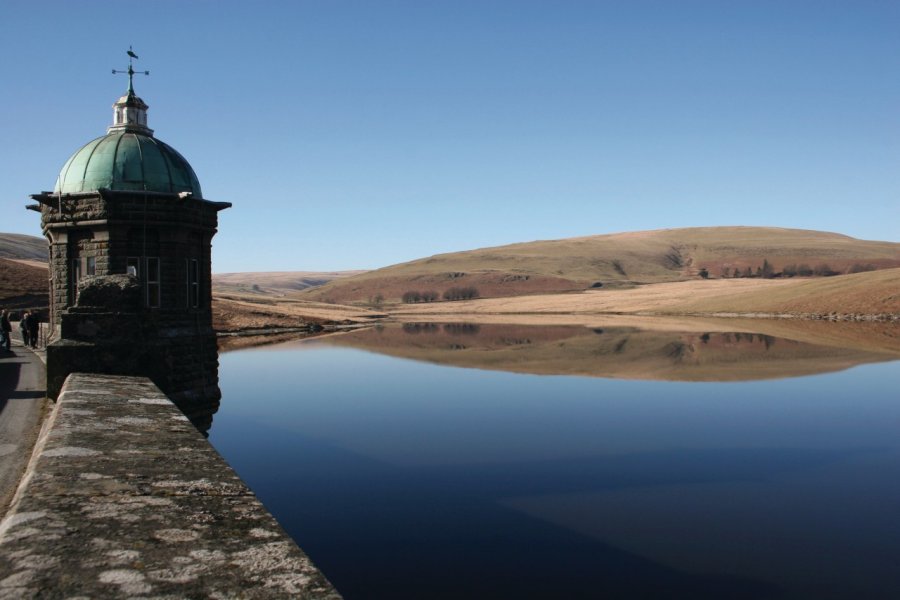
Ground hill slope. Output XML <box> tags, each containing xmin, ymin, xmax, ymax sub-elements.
<box><xmin>0</xmin><ymin>233</ymin><xmax>48</xmax><ymax>309</ymax></box>
<box><xmin>213</xmin><ymin>270</ymin><xmax>367</xmax><ymax>296</ymax></box>
<box><xmin>0</xmin><ymin>233</ymin><xmax>47</xmax><ymax>262</ymax></box>
<box><xmin>390</xmin><ymin>267</ymin><xmax>900</xmax><ymax>319</ymax></box>
<box><xmin>0</xmin><ymin>258</ymin><xmax>48</xmax><ymax>308</ymax></box>
<box><xmin>305</xmin><ymin>227</ymin><xmax>900</xmax><ymax>304</ymax></box>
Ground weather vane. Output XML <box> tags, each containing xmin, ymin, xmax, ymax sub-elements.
<box><xmin>112</xmin><ymin>46</ymin><xmax>149</xmax><ymax>93</ymax></box>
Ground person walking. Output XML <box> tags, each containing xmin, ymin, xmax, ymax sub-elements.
<box><xmin>27</xmin><ymin>311</ymin><xmax>39</xmax><ymax>349</ymax></box>
<box><xmin>0</xmin><ymin>310</ymin><xmax>10</xmax><ymax>351</ymax></box>
<box><xmin>19</xmin><ymin>312</ymin><xmax>30</xmax><ymax>348</ymax></box>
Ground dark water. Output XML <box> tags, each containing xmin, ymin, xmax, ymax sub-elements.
<box><xmin>210</xmin><ymin>323</ymin><xmax>900</xmax><ymax>599</ymax></box>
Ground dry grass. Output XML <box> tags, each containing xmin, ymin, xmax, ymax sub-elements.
<box><xmin>0</xmin><ymin>233</ymin><xmax>47</xmax><ymax>262</ymax></box>
<box><xmin>0</xmin><ymin>258</ymin><xmax>48</xmax><ymax>308</ymax></box>
<box><xmin>0</xmin><ymin>233</ymin><xmax>50</xmax><ymax>308</ymax></box>
<box><xmin>388</xmin><ymin>268</ymin><xmax>900</xmax><ymax>319</ymax></box>
<box><xmin>674</xmin><ymin>267</ymin><xmax>900</xmax><ymax>315</ymax></box>
<box><xmin>304</xmin><ymin>226</ymin><xmax>900</xmax><ymax>303</ymax></box>
<box><xmin>213</xmin><ymin>293</ymin><xmax>383</xmax><ymax>333</ymax></box>
<box><xmin>212</xmin><ymin>270</ymin><xmax>366</xmax><ymax>295</ymax></box>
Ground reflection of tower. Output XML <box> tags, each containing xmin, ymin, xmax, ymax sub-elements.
<box><xmin>27</xmin><ymin>52</ymin><xmax>230</xmax><ymax>433</ymax></box>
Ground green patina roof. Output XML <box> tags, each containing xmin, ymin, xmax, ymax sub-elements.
<box><xmin>55</xmin><ymin>132</ymin><xmax>202</xmax><ymax>197</ymax></box>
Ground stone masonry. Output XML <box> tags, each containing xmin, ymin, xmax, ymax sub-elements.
<box><xmin>31</xmin><ymin>188</ymin><xmax>229</xmax><ymax>433</ymax></box>
<box><xmin>0</xmin><ymin>372</ymin><xmax>340</xmax><ymax>599</ymax></box>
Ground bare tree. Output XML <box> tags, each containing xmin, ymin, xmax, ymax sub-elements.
<box><xmin>848</xmin><ymin>263</ymin><xmax>876</xmax><ymax>274</ymax></box>
<box><xmin>443</xmin><ymin>286</ymin><xmax>480</xmax><ymax>301</ymax></box>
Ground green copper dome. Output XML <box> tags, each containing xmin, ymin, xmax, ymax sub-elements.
<box><xmin>54</xmin><ymin>132</ymin><xmax>202</xmax><ymax>197</ymax></box>
<box><xmin>54</xmin><ymin>71</ymin><xmax>202</xmax><ymax>198</ymax></box>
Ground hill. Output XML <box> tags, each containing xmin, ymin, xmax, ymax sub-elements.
<box><xmin>212</xmin><ymin>270</ymin><xmax>366</xmax><ymax>296</ymax></box>
<box><xmin>303</xmin><ymin>227</ymin><xmax>900</xmax><ymax>304</ymax></box>
<box><xmin>0</xmin><ymin>258</ymin><xmax>48</xmax><ymax>309</ymax></box>
<box><xmin>390</xmin><ymin>267</ymin><xmax>900</xmax><ymax>320</ymax></box>
<box><xmin>0</xmin><ymin>233</ymin><xmax>47</xmax><ymax>262</ymax></box>
<box><xmin>0</xmin><ymin>233</ymin><xmax>48</xmax><ymax>309</ymax></box>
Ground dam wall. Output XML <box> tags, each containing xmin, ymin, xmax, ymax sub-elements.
<box><xmin>0</xmin><ymin>372</ymin><xmax>340</xmax><ymax>599</ymax></box>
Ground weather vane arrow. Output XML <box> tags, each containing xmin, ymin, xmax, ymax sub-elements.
<box><xmin>112</xmin><ymin>46</ymin><xmax>149</xmax><ymax>93</ymax></box>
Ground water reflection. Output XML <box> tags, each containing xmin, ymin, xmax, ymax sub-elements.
<box><xmin>211</xmin><ymin>320</ymin><xmax>900</xmax><ymax>599</ymax></box>
<box><xmin>314</xmin><ymin>321</ymin><xmax>900</xmax><ymax>381</ymax></box>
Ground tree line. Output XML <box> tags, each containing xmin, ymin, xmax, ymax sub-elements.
<box><xmin>402</xmin><ymin>286</ymin><xmax>480</xmax><ymax>303</ymax></box>
<box><xmin>704</xmin><ymin>261</ymin><xmax>877</xmax><ymax>279</ymax></box>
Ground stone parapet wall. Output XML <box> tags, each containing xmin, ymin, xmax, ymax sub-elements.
<box><xmin>47</xmin><ymin>308</ymin><xmax>221</xmax><ymax>433</ymax></box>
<box><xmin>46</xmin><ymin>271</ymin><xmax>222</xmax><ymax>433</ymax></box>
<box><xmin>0</xmin><ymin>373</ymin><xmax>340</xmax><ymax>599</ymax></box>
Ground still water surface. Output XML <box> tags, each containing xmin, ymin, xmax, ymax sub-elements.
<box><xmin>210</xmin><ymin>322</ymin><xmax>900</xmax><ymax>599</ymax></box>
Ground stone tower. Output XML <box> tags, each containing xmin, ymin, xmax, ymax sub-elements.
<box><xmin>27</xmin><ymin>57</ymin><xmax>230</xmax><ymax>432</ymax></box>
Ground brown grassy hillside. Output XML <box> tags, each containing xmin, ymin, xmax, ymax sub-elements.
<box><xmin>670</xmin><ymin>267</ymin><xmax>900</xmax><ymax>316</ymax></box>
<box><xmin>0</xmin><ymin>233</ymin><xmax>47</xmax><ymax>262</ymax></box>
<box><xmin>0</xmin><ymin>258</ymin><xmax>48</xmax><ymax>309</ymax></box>
<box><xmin>212</xmin><ymin>270</ymin><xmax>367</xmax><ymax>296</ymax></box>
<box><xmin>213</xmin><ymin>294</ymin><xmax>382</xmax><ymax>333</ymax></box>
<box><xmin>390</xmin><ymin>268</ymin><xmax>900</xmax><ymax>319</ymax></box>
<box><xmin>0</xmin><ymin>233</ymin><xmax>49</xmax><ymax>308</ymax></box>
<box><xmin>304</xmin><ymin>227</ymin><xmax>900</xmax><ymax>304</ymax></box>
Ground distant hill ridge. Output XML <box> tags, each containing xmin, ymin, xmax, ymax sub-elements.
<box><xmin>212</xmin><ymin>270</ymin><xmax>367</xmax><ymax>296</ymax></box>
<box><xmin>304</xmin><ymin>226</ymin><xmax>900</xmax><ymax>304</ymax></box>
<box><xmin>0</xmin><ymin>233</ymin><xmax>48</xmax><ymax>309</ymax></box>
<box><xmin>0</xmin><ymin>233</ymin><xmax>47</xmax><ymax>262</ymax></box>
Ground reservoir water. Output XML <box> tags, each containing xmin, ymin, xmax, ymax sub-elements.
<box><xmin>210</xmin><ymin>321</ymin><xmax>900</xmax><ymax>599</ymax></box>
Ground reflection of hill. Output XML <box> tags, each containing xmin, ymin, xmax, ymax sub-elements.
<box><xmin>319</xmin><ymin>323</ymin><xmax>898</xmax><ymax>382</ymax></box>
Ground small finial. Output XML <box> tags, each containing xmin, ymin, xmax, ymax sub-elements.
<box><xmin>112</xmin><ymin>46</ymin><xmax>149</xmax><ymax>95</ymax></box>
<box><xmin>109</xmin><ymin>47</ymin><xmax>153</xmax><ymax>135</ymax></box>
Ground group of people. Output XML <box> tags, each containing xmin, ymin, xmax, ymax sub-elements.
<box><xmin>0</xmin><ymin>309</ymin><xmax>41</xmax><ymax>351</ymax></box>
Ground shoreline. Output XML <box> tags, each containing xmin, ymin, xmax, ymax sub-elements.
<box><xmin>215</xmin><ymin>311</ymin><xmax>900</xmax><ymax>357</ymax></box>
<box><xmin>386</xmin><ymin>309</ymin><xmax>900</xmax><ymax>323</ymax></box>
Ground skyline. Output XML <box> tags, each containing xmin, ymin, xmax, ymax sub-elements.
<box><xmin>2</xmin><ymin>0</ymin><xmax>898</xmax><ymax>273</ymax></box>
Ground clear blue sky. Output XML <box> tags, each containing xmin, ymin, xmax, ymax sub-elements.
<box><xmin>2</xmin><ymin>0</ymin><xmax>898</xmax><ymax>273</ymax></box>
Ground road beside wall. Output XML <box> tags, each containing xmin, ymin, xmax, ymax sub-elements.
<box><xmin>0</xmin><ymin>341</ymin><xmax>46</xmax><ymax>516</ymax></box>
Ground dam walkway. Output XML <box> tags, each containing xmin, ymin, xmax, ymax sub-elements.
<box><xmin>0</xmin><ymin>366</ymin><xmax>339</xmax><ymax>598</ymax></box>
